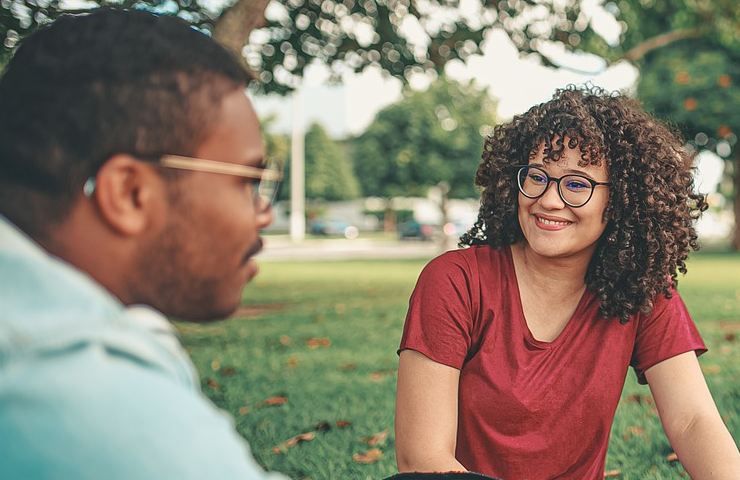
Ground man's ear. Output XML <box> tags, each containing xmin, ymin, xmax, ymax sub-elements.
<box><xmin>90</xmin><ymin>155</ymin><xmax>165</xmax><ymax>236</ymax></box>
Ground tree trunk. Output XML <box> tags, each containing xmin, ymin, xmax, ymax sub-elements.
<box><xmin>733</xmin><ymin>149</ymin><xmax>740</xmax><ymax>251</ymax></box>
<box><xmin>212</xmin><ymin>0</ymin><xmax>271</xmax><ymax>73</ymax></box>
<box><xmin>383</xmin><ymin>201</ymin><xmax>396</xmax><ymax>233</ymax></box>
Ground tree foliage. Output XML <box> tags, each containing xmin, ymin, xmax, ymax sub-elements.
<box><xmin>637</xmin><ymin>43</ymin><xmax>738</xmax><ymax>155</ymax></box>
<box><xmin>575</xmin><ymin>1</ymin><xmax>739</xmax><ymax>248</ymax></box>
<box><xmin>304</xmin><ymin>122</ymin><xmax>359</xmax><ymax>200</ymax></box>
<box><xmin>1</xmin><ymin>0</ymin><xmax>687</xmax><ymax>93</ymax></box>
<box><xmin>272</xmin><ymin>122</ymin><xmax>359</xmax><ymax>201</ymax></box>
<box><xmin>353</xmin><ymin>77</ymin><xmax>496</xmax><ymax>199</ymax></box>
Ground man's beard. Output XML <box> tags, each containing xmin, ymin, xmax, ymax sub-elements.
<box><xmin>130</xmin><ymin>215</ymin><xmax>234</xmax><ymax>322</ymax></box>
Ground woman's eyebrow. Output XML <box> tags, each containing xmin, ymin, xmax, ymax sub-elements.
<box><xmin>563</xmin><ymin>168</ymin><xmax>596</xmax><ymax>178</ymax></box>
<box><xmin>530</xmin><ymin>162</ymin><xmax>598</xmax><ymax>179</ymax></box>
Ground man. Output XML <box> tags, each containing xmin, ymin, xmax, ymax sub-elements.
<box><xmin>0</xmin><ymin>9</ymin><xmax>286</xmax><ymax>479</ymax></box>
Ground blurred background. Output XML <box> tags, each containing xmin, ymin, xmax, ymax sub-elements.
<box><xmin>2</xmin><ymin>2</ymin><xmax>738</xmax><ymax>478</ymax></box>
<box><xmin>2</xmin><ymin>0</ymin><xmax>737</xmax><ymax>254</ymax></box>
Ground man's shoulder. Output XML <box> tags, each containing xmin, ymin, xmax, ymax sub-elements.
<box><xmin>0</xmin><ymin>339</ymin><xmax>282</xmax><ymax>479</ymax></box>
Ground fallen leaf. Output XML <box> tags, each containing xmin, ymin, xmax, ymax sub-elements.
<box><xmin>287</xmin><ymin>432</ymin><xmax>315</xmax><ymax>446</ymax></box>
<box><xmin>336</xmin><ymin>420</ymin><xmax>352</xmax><ymax>428</ymax></box>
<box><xmin>279</xmin><ymin>335</ymin><xmax>292</xmax><ymax>346</ymax></box>
<box><xmin>210</xmin><ymin>359</ymin><xmax>221</xmax><ymax>371</ymax></box>
<box><xmin>339</xmin><ymin>363</ymin><xmax>357</xmax><ymax>371</ymax></box>
<box><xmin>286</xmin><ymin>356</ymin><xmax>299</xmax><ymax>368</ymax></box>
<box><xmin>723</xmin><ymin>332</ymin><xmax>735</xmax><ymax>342</ymax></box>
<box><xmin>369</xmin><ymin>369</ymin><xmax>396</xmax><ymax>382</ymax></box>
<box><xmin>353</xmin><ymin>448</ymin><xmax>383</xmax><ymax>464</ymax></box>
<box><xmin>262</xmin><ymin>396</ymin><xmax>288</xmax><ymax>406</ymax></box>
<box><xmin>206</xmin><ymin>378</ymin><xmax>220</xmax><ymax>391</ymax></box>
<box><xmin>625</xmin><ymin>393</ymin><xmax>653</xmax><ymax>405</ymax></box>
<box><xmin>623</xmin><ymin>425</ymin><xmax>645</xmax><ymax>439</ymax></box>
<box><xmin>364</xmin><ymin>429</ymin><xmax>389</xmax><ymax>446</ymax></box>
<box><xmin>273</xmin><ymin>432</ymin><xmax>315</xmax><ymax>454</ymax></box>
<box><xmin>369</xmin><ymin>372</ymin><xmax>385</xmax><ymax>382</ymax></box>
<box><xmin>306</xmin><ymin>337</ymin><xmax>331</xmax><ymax>349</ymax></box>
<box><xmin>666</xmin><ymin>452</ymin><xmax>679</xmax><ymax>462</ymax></box>
<box><xmin>220</xmin><ymin>366</ymin><xmax>237</xmax><ymax>377</ymax></box>
<box><xmin>702</xmin><ymin>364</ymin><xmax>721</xmax><ymax>375</ymax></box>
<box><xmin>604</xmin><ymin>469</ymin><xmax>621</xmax><ymax>477</ymax></box>
<box><xmin>238</xmin><ymin>406</ymin><xmax>250</xmax><ymax>416</ymax></box>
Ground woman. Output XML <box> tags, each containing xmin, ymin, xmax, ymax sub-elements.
<box><xmin>395</xmin><ymin>86</ymin><xmax>740</xmax><ymax>479</ymax></box>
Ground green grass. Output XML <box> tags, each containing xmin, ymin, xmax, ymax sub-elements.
<box><xmin>177</xmin><ymin>253</ymin><xmax>740</xmax><ymax>479</ymax></box>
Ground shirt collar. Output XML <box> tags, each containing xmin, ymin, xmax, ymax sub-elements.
<box><xmin>0</xmin><ymin>215</ymin><xmax>51</xmax><ymax>260</ymax></box>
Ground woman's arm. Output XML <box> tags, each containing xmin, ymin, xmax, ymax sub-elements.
<box><xmin>646</xmin><ymin>351</ymin><xmax>740</xmax><ymax>479</ymax></box>
<box><xmin>395</xmin><ymin>350</ymin><xmax>467</xmax><ymax>472</ymax></box>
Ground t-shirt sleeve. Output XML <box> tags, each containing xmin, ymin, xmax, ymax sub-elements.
<box><xmin>398</xmin><ymin>252</ymin><xmax>475</xmax><ymax>370</ymax></box>
<box><xmin>630</xmin><ymin>289</ymin><xmax>707</xmax><ymax>385</ymax></box>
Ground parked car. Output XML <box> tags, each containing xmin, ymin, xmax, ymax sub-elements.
<box><xmin>443</xmin><ymin>221</ymin><xmax>473</xmax><ymax>237</ymax></box>
<box><xmin>309</xmin><ymin>219</ymin><xmax>359</xmax><ymax>239</ymax></box>
<box><xmin>398</xmin><ymin>220</ymin><xmax>438</xmax><ymax>241</ymax></box>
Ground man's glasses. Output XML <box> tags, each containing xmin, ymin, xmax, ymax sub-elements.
<box><xmin>159</xmin><ymin>155</ymin><xmax>282</xmax><ymax>207</ymax></box>
<box><xmin>84</xmin><ymin>154</ymin><xmax>283</xmax><ymax>208</ymax></box>
<box><xmin>514</xmin><ymin>165</ymin><xmax>610</xmax><ymax>208</ymax></box>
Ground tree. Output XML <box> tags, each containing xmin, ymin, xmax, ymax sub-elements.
<box><xmin>5</xmin><ymin>1</ymin><xmax>737</xmax><ymax>244</ymax></box>
<box><xmin>636</xmin><ymin>44</ymin><xmax>739</xmax><ymax>246</ymax></box>
<box><xmin>275</xmin><ymin>122</ymin><xmax>359</xmax><ymax>202</ymax></box>
<box><xmin>261</xmin><ymin>114</ymin><xmax>291</xmax><ymax>203</ymax></box>
<box><xmin>353</xmin><ymin>77</ymin><xmax>496</xmax><ymax>199</ymax></box>
<box><xmin>561</xmin><ymin>0</ymin><xmax>740</xmax><ymax>249</ymax></box>
<box><xmin>304</xmin><ymin>122</ymin><xmax>359</xmax><ymax>200</ymax></box>
<box><xmin>0</xmin><ymin>0</ymin><xmax>659</xmax><ymax>93</ymax></box>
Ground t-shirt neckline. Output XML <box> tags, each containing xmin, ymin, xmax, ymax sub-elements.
<box><xmin>504</xmin><ymin>244</ymin><xmax>589</xmax><ymax>349</ymax></box>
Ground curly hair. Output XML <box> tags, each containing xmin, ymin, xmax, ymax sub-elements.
<box><xmin>0</xmin><ymin>9</ymin><xmax>249</xmax><ymax>239</ymax></box>
<box><xmin>460</xmin><ymin>85</ymin><xmax>707</xmax><ymax>323</ymax></box>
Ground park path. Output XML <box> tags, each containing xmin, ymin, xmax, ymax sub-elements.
<box><xmin>258</xmin><ymin>235</ymin><xmax>452</xmax><ymax>261</ymax></box>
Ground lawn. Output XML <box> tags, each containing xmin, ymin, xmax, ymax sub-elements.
<box><xmin>177</xmin><ymin>252</ymin><xmax>739</xmax><ymax>480</ymax></box>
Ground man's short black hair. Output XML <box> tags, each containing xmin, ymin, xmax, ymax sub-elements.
<box><xmin>0</xmin><ymin>8</ymin><xmax>250</xmax><ymax>238</ymax></box>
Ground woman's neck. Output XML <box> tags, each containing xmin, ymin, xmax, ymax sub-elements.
<box><xmin>510</xmin><ymin>241</ymin><xmax>592</xmax><ymax>297</ymax></box>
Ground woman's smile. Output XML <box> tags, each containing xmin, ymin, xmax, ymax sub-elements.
<box><xmin>533</xmin><ymin>213</ymin><xmax>573</xmax><ymax>231</ymax></box>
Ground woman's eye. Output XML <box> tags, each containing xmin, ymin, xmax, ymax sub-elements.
<box><xmin>528</xmin><ymin>173</ymin><xmax>547</xmax><ymax>183</ymax></box>
<box><xmin>566</xmin><ymin>179</ymin><xmax>589</xmax><ymax>190</ymax></box>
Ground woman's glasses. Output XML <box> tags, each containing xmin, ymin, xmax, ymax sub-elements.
<box><xmin>514</xmin><ymin>165</ymin><xmax>610</xmax><ymax>208</ymax></box>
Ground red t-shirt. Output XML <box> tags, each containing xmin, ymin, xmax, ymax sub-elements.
<box><xmin>399</xmin><ymin>245</ymin><xmax>706</xmax><ymax>480</ymax></box>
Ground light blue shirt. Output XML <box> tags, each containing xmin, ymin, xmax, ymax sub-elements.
<box><xmin>0</xmin><ymin>216</ymin><xmax>287</xmax><ymax>479</ymax></box>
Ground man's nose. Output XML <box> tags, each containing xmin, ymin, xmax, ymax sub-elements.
<box><xmin>256</xmin><ymin>203</ymin><xmax>274</xmax><ymax>229</ymax></box>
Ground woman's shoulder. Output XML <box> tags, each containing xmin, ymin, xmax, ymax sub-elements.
<box><xmin>421</xmin><ymin>244</ymin><xmax>510</xmax><ymax>282</ymax></box>
<box><xmin>634</xmin><ymin>286</ymin><xmax>689</xmax><ymax>322</ymax></box>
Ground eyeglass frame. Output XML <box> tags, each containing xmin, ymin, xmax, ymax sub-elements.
<box><xmin>513</xmin><ymin>164</ymin><xmax>610</xmax><ymax>208</ymax></box>
<box><xmin>83</xmin><ymin>154</ymin><xmax>283</xmax><ymax>207</ymax></box>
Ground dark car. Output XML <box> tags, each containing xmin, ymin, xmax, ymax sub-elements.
<box><xmin>398</xmin><ymin>220</ymin><xmax>438</xmax><ymax>241</ymax></box>
<box><xmin>309</xmin><ymin>219</ymin><xmax>359</xmax><ymax>239</ymax></box>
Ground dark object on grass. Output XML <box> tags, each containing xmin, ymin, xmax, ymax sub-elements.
<box><xmin>398</xmin><ymin>220</ymin><xmax>439</xmax><ymax>241</ymax></box>
<box><xmin>384</xmin><ymin>472</ymin><xmax>501</xmax><ymax>480</ymax></box>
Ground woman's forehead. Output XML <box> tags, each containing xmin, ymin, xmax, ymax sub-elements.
<box><xmin>529</xmin><ymin>141</ymin><xmax>608</xmax><ymax>174</ymax></box>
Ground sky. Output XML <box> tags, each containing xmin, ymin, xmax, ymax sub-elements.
<box><xmin>251</xmin><ymin>28</ymin><xmax>640</xmax><ymax>138</ymax></box>
<box><xmin>56</xmin><ymin>0</ymin><xmax>728</xmax><ymax>199</ymax></box>
<box><xmin>250</xmin><ymin>28</ymin><xmax>725</xmax><ymax>199</ymax></box>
